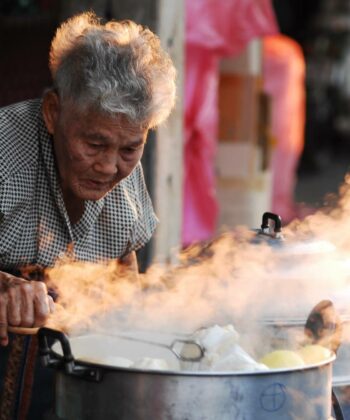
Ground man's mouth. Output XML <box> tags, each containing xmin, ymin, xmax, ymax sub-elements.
<box><xmin>81</xmin><ymin>179</ymin><xmax>112</xmax><ymax>190</ymax></box>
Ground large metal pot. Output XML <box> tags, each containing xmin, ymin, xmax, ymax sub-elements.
<box><xmin>38</xmin><ymin>328</ymin><xmax>337</xmax><ymax>420</ymax></box>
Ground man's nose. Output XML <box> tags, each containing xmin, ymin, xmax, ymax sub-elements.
<box><xmin>93</xmin><ymin>153</ymin><xmax>118</xmax><ymax>175</ymax></box>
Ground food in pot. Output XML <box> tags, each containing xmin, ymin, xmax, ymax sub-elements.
<box><xmin>259</xmin><ymin>350</ymin><xmax>305</xmax><ymax>369</ymax></box>
<box><xmin>72</xmin><ymin>325</ymin><xmax>333</xmax><ymax>373</ymax></box>
<box><xmin>133</xmin><ymin>357</ymin><xmax>170</xmax><ymax>370</ymax></box>
<box><xmin>78</xmin><ymin>355</ymin><xmax>133</xmax><ymax>368</ymax></box>
<box><xmin>297</xmin><ymin>344</ymin><xmax>332</xmax><ymax>365</ymax></box>
<box><xmin>78</xmin><ymin>353</ymin><xmax>170</xmax><ymax>370</ymax></box>
<box><xmin>259</xmin><ymin>344</ymin><xmax>332</xmax><ymax>369</ymax></box>
<box><xmin>74</xmin><ymin>324</ymin><xmax>268</xmax><ymax>372</ymax></box>
<box><xmin>191</xmin><ymin>324</ymin><xmax>268</xmax><ymax>372</ymax></box>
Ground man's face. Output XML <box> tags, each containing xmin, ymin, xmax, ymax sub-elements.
<box><xmin>43</xmin><ymin>93</ymin><xmax>148</xmax><ymax>202</ymax></box>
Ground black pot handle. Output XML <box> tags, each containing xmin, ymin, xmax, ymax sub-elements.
<box><xmin>38</xmin><ymin>327</ymin><xmax>73</xmax><ymax>365</ymax></box>
<box><xmin>261</xmin><ymin>212</ymin><xmax>282</xmax><ymax>234</ymax></box>
<box><xmin>332</xmin><ymin>388</ymin><xmax>345</xmax><ymax>420</ymax></box>
<box><xmin>38</xmin><ymin>327</ymin><xmax>103</xmax><ymax>382</ymax></box>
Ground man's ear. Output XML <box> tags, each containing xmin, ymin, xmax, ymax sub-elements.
<box><xmin>42</xmin><ymin>90</ymin><xmax>60</xmax><ymax>135</ymax></box>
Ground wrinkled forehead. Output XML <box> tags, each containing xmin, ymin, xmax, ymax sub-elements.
<box><xmin>60</xmin><ymin>100</ymin><xmax>149</xmax><ymax>134</ymax></box>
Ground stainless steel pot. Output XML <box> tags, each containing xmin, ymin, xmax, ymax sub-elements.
<box><xmin>38</xmin><ymin>328</ymin><xmax>337</xmax><ymax>420</ymax></box>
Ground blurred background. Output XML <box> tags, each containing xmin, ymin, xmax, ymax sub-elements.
<box><xmin>274</xmin><ymin>0</ymin><xmax>350</xmax><ymax>213</ymax></box>
<box><xmin>1</xmin><ymin>0</ymin><xmax>350</xmax><ymax>264</ymax></box>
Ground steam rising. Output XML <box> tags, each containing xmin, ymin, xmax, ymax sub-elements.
<box><xmin>46</xmin><ymin>176</ymin><xmax>350</xmax><ymax>349</ymax></box>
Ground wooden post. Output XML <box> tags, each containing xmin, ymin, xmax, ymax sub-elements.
<box><xmin>153</xmin><ymin>0</ymin><xmax>184</xmax><ymax>264</ymax></box>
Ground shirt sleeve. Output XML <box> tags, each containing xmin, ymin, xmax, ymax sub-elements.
<box><xmin>126</xmin><ymin>163</ymin><xmax>159</xmax><ymax>253</ymax></box>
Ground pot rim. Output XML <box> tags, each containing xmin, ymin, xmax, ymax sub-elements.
<box><xmin>70</xmin><ymin>354</ymin><xmax>336</xmax><ymax>376</ymax></box>
<box><xmin>52</xmin><ymin>338</ymin><xmax>336</xmax><ymax>376</ymax></box>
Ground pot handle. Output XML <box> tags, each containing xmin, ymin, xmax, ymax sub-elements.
<box><xmin>38</xmin><ymin>327</ymin><xmax>74</xmax><ymax>367</ymax></box>
<box><xmin>261</xmin><ymin>212</ymin><xmax>283</xmax><ymax>238</ymax></box>
<box><xmin>332</xmin><ymin>389</ymin><xmax>345</xmax><ymax>420</ymax></box>
<box><xmin>38</xmin><ymin>327</ymin><xmax>103</xmax><ymax>382</ymax></box>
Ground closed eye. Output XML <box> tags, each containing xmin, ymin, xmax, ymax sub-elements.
<box><xmin>122</xmin><ymin>143</ymin><xmax>144</xmax><ymax>154</ymax></box>
<box><xmin>89</xmin><ymin>143</ymin><xmax>104</xmax><ymax>149</ymax></box>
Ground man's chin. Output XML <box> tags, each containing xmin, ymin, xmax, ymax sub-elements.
<box><xmin>75</xmin><ymin>186</ymin><xmax>111</xmax><ymax>201</ymax></box>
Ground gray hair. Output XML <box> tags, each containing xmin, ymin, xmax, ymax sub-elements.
<box><xmin>49</xmin><ymin>12</ymin><xmax>176</xmax><ymax>128</ymax></box>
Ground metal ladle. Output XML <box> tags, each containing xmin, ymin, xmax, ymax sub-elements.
<box><xmin>99</xmin><ymin>332</ymin><xmax>205</xmax><ymax>363</ymax></box>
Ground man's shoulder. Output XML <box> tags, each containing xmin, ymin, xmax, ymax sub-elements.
<box><xmin>0</xmin><ymin>99</ymin><xmax>42</xmax><ymax>182</ymax></box>
<box><xmin>0</xmin><ymin>98</ymin><xmax>42</xmax><ymax>134</ymax></box>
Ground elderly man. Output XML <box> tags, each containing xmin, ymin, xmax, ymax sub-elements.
<box><xmin>0</xmin><ymin>11</ymin><xmax>176</xmax><ymax>417</ymax></box>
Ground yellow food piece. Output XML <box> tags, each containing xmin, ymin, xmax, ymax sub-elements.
<box><xmin>297</xmin><ymin>345</ymin><xmax>332</xmax><ymax>364</ymax></box>
<box><xmin>260</xmin><ymin>350</ymin><xmax>305</xmax><ymax>369</ymax></box>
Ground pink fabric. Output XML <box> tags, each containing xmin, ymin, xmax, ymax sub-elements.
<box><xmin>263</xmin><ymin>35</ymin><xmax>306</xmax><ymax>222</ymax></box>
<box><xmin>183</xmin><ymin>0</ymin><xmax>278</xmax><ymax>245</ymax></box>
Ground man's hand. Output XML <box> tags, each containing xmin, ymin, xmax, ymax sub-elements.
<box><xmin>116</xmin><ymin>251</ymin><xmax>139</xmax><ymax>279</ymax></box>
<box><xmin>0</xmin><ymin>271</ymin><xmax>55</xmax><ymax>346</ymax></box>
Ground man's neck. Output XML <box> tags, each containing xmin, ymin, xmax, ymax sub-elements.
<box><xmin>61</xmin><ymin>189</ymin><xmax>85</xmax><ymax>225</ymax></box>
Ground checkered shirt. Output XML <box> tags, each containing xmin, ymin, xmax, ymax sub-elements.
<box><xmin>0</xmin><ymin>99</ymin><xmax>158</xmax><ymax>270</ymax></box>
